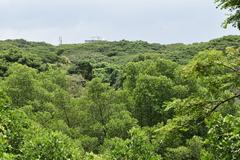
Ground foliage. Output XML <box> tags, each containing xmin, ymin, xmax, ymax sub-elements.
<box><xmin>102</xmin><ymin>128</ymin><xmax>162</xmax><ymax>160</ymax></box>
<box><xmin>20</xmin><ymin>130</ymin><xmax>83</xmax><ymax>160</ymax></box>
<box><xmin>68</xmin><ymin>61</ymin><xmax>93</xmax><ymax>80</ymax></box>
<box><xmin>215</xmin><ymin>0</ymin><xmax>240</xmax><ymax>29</ymax></box>
<box><xmin>0</xmin><ymin>32</ymin><xmax>240</xmax><ymax>159</ymax></box>
<box><xmin>204</xmin><ymin>113</ymin><xmax>240</xmax><ymax>159</ymax></box>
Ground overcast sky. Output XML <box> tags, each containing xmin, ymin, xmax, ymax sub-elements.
<box><xmin>0</xmin><ymin>0</ymin><xmax>239</xmax><ymax>45</ymax></box>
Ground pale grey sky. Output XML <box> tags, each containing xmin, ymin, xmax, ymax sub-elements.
<box><xmin>0</xmin><ymin>0</ymin><xmax>239</xmax><ymax>44</ymax></box>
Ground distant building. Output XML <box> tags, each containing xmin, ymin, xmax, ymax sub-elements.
<box><xmin>85</xmin><ymin>36</ymin><xmax>105</xmax><ymax>43</ymax></box>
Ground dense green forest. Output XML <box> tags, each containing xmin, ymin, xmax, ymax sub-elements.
<box><xmin>1</xmin><ymin>1</ymin><xmax>240</xmax><ymax>159</ymax></box>
<box><xmin>1</xmin><ymin>35</ymin><xmax>240</xmax><ymax>159</ymax></box>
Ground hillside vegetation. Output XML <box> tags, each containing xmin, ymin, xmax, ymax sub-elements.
<box><xmin>1</xmin><ymin>35</ymin><xmax>240</xmax><ymax>159</ymax></box>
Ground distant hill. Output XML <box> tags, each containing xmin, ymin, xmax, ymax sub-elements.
<box><xmin>1</xmin><ymin>35</ymin><xmax>239</xmax><ymax>77</ymax></box>
<box><xmin>58</xmin><ymin>35</ymin><xmax>240</xmax><ymax>65</ymax></box>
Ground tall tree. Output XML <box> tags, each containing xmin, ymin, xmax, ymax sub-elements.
<box><xmin>215</xmin><ymin>0</ymin><xmax>240</xmax><ymax>29</ymax></box>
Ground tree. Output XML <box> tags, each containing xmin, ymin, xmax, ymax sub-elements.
<box><xmin>0</xmin><ymin>109</ymin><xmax>31</xmax><ymax>157</ymax></box>
<box><xmin>161</xmin><ymin>48</ymin><xmax>240</xmax><ymax>159</ymax></box>
<box><xmin>68</xmin><ymin>61</ymin><xmax>93</xmax><ymax>80</ymax></box>
<box><xmin>215</xmin><ymin>0</ymin><xmax>240</xmax><ymax>29</ymax></box>
<box><xmin>133</xmin><ymin>75</ymin><xmax>175</xmax><ymax>126</ymax></box>
<box><xmin>73</xmin><ymin>78</ymin><xmax>134</xmax><ymax>149</ymax></box>
<box><xmin>102</xmin><ymin>128</ymin><xmax>162</xmax><ymax>160</ymax></box>
<box><xmin>167</xmin><ymin>49</ymin><xmax>240</xmax><ymax>120</ymax></box>
<box><xmin>20</xmin><ymin>131</ymin><xmax>83</xmax><ymax>160</ymax></box>
<box><xmin>4</xmin><ymin>64</ymin><xmax>38</xmax><ymax>107</ymax></box>
<box><xmin>105</xmin><ymin>111</ymin><xmax>138</xmax><ymax>139</ymax></box>
<box><xmin>203</xmin><ymin>113</ymin><xmax>240</xmax><ymax>159</ymax></box>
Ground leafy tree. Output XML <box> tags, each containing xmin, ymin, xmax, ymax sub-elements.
<box><xmin>20</xmin><ymin>130</ymin><xmax>83</xmax><ymax>160</ymax></box>
<box><xmin>0</xmin><ymin>110</ymin><xmax>30</xmax><ymax>155</ymax></box>
<box><xmin>133</xmin><ymin>75</ymin><xmax>175</xmax><ymax>126</ymax></box>
<box><xmin>215</xmin><ymin>0</ymin><xmax>240</xmax><ymax>29</ymax></box>
<box><xmin>203</xmin><ymin>113</ymin><xmax>240</xmax><ymax>160</ymax></box>
<box><xmin>102</xmin><ymin>128</ymin><xmax>162</xmax><ymax>160</ymax></box>
<box><xmin>68</xmin><ymin>61</ymin><xmax>93</xmax><ymax>80</ymax></box>
<box><xmin>4</xmin><ymin>64</ymin><xmax>38</xmax><ymax>107</ymax></box>
<box><xmin>105</xmin><ymin>111</ymin><xmax>138</xmax><ymax>139</ymax></box>
<box><xmin>82</xmin><ymin>79</ymin><xmax>133</xmax><ymax>145</ymax></box>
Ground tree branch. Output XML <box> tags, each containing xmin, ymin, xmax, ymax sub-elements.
<box><xmin>197</xmin><ymin>93</ymin><xmax>240</xmax><ymax>125</ymax></box>
<box><xmin>207</xmin><ymin>93</ymin><xmax>240</xmax><ymax>117</ymax></box>
<box><xmin>216</xmin><ymin>62</ymin><xmax>240</xmax><ymax>74</ymax></box>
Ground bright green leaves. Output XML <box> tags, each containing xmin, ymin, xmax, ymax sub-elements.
<box><xmin>164</xmin><ymin>136</ymin><xmax>203</xmax><ymax>160</ymax></box>
<box><xmin>80</xmin><ymin>79</ymin><xmax>136</xmax><ymax>144</ymax></box>
<box><xmin>171</xmin><ymin>49</ymin><xmax>240</xmax><ymax>118</ymax></box>
<box><xmin>20</xmin><ymin>131</ymin><xmax>83</xmax><ymax>160</ymax></box>
<box><xmin>0</xmin><ymin>96</ymin><xmax>83</xmax><ymax>159</ymax></box>
<box><xmin>0</xmin><ymin>87</ymin><xmax>11</xmax><ymax>110</ymax></box>
<box><xmin>204</xmin><ymin>113</ymin><xmax>240</xmax><ymax>159</ymax></box>
<box><xmin>184</xmin><ymin>50</ymin><xmax>227</xmax><ymax>77</ymax></box>
<box><xmin>215</xmin><ymin>0</ymin><xmax>240</xmax><ymax>29</ymax></box>
<box><xmin>4</xmin><ymin>64</ymin><xmax>38</xmax><ymax>107</ymax></box>
<box><xmin>0</xmin><ymin>109</ymin><xmax>31</xmax><ymax>156</ymax></box>
<box><xmin>123</xmin><ymin>58</ymin><xmax>191</xmax><ymax>126</ymax></box>
<box><xmin>123</xmin><ymin>58</ymin><xmax>178</xmax><ymax>91</ymax></box>
<box><xmin>1</xmin><ymin>37</ymin><xmax>240</xmax><ymax>159</ymax></box>
<box><xmin>123</xmin><ymin>61</ymin><xmax>145</xmax><ymax>91</ymax></box>
<box><xmin>134</xmin><ymin>75</ymin><xmax>175</xmax><ymax>126</ymax></box>
<box><xmin>105</xmin><ymin>111</ymin><xmax>138</xmax><ymax>139</ymax></box>
<box><xmin>103</xmin><ymin>128</ymin><xmax>162</xmax><ymax>160</ymax></box>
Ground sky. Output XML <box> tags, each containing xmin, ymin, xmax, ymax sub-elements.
<box><xmin>0</xmin><ymin>0</ymin><xmax>239</xmax><ymax>45</ymax></box>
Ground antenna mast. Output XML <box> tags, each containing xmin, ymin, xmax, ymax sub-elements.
<box><xmin>59</xmin><ymin>36</ymin><xmax>63</xmax><ymax>45</ymax></box>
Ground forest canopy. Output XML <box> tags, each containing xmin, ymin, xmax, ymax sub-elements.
<box><xmin>0</xmin><ymin>1</ymin><xmax>240</xmax><ymax>159</ymax></box>
<box><xmin>1</xmin><ymin>35</ymin><xmax>240</xmax><ymax>160</ymax></box>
